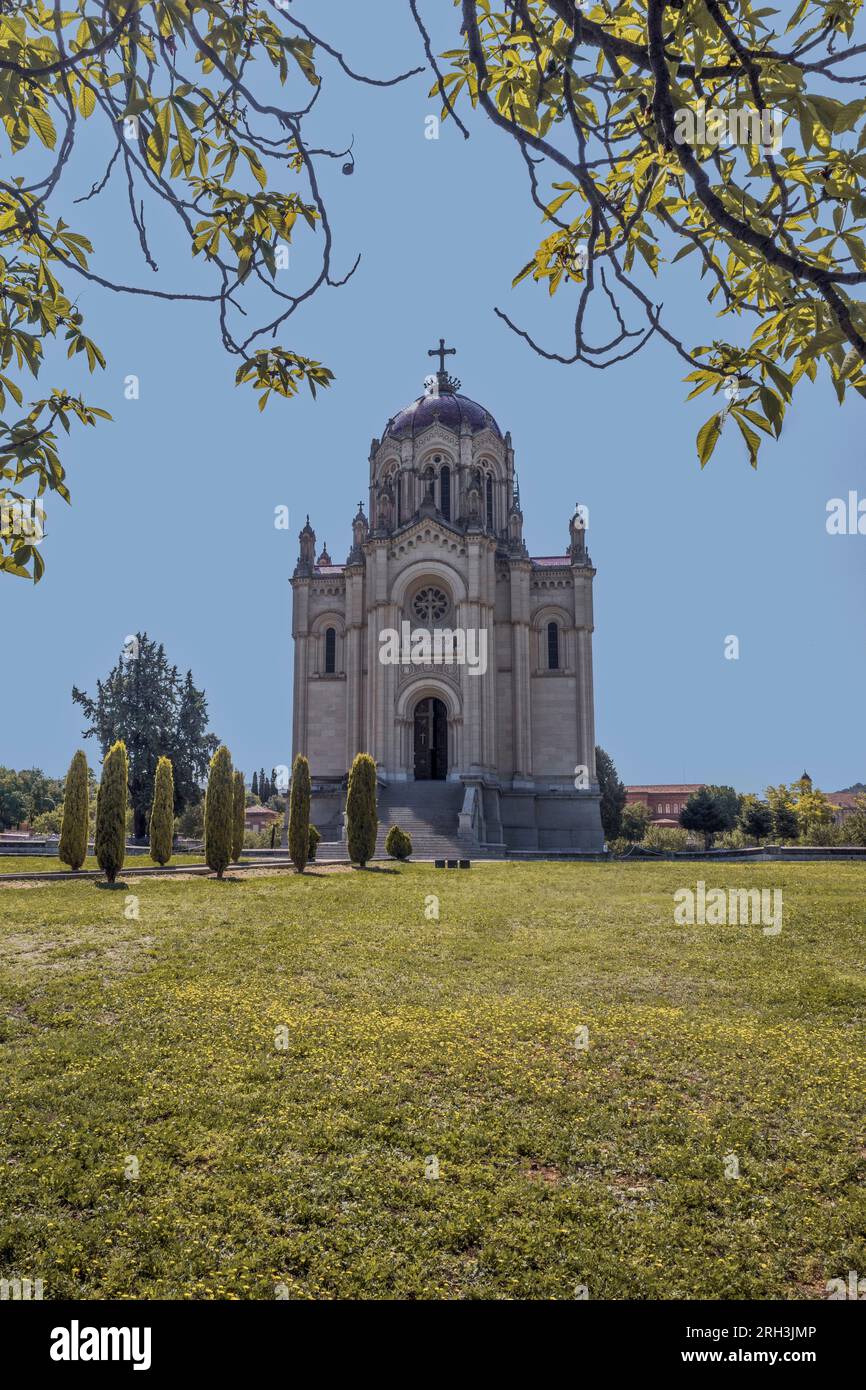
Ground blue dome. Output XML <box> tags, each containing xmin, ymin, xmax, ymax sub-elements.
<box><xmin>385</xmin><ymin>389</ymin><xmax>501</xmax><ymax>441</ymax></box>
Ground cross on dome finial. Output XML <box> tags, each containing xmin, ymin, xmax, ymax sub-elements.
<box><xmin>425</xmin><ymin>337</ymin><xmax>461</xmax><ymax>394</ymax></box>
<box><xmin>428</xmin><ymin>337</ymin><xmax>456</xmax><ymax>375</ymax></box>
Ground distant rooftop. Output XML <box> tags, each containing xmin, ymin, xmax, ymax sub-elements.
<box><xmin>627</xmin><ymin>784</ymin><xmax>703</xmax><ymax>795</ymax></box>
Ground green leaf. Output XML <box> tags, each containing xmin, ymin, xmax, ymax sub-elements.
<box><xmin>28</xmin><ymin>104</ymin><xmax>57</xmax><ymax>150</ymax></box>
<box><xmin>732</xmin><ymin>411</ymin><xmax>762</xmax><ymax>468</ymax></box>
<box><xmin>696</xmin><ymin>413</ymin><xmax>723</xmax><ymax>468</ymax></box>
<box><xmin>173</xmin><ymin>105</ymin><xmax>195</xmax><ymax>175</ymax></box>
<box><xmin>78</xmin><ymin>83</ymin><xmax>96</xmax><ymax>119</ymax></box>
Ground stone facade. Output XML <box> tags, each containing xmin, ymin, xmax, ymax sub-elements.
<box><xmin>291</xmin><ymin>358</ymin><xmax>604</xmax><ymax>852</ymax></box>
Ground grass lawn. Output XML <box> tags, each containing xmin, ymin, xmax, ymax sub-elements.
<box><xmin>0</xmin><ymin>853</ymin><xmax>205</xmax><ymax>876</ymax></box>
<box><xmin>0</xmin><ymin>861</ymin><xmax>864</xmax><ymax>1300</ymax></box>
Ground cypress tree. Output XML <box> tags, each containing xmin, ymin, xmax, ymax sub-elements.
<box><xmin>204</xmin><ymin>745</ymin><xmax>233</xmax><ymax>879</ymax></box>
<box><xmin>288</xmin><ymin>754</ymin><xmax>311</xmax><ymax>873</ymax></box>
<box><xmin>95</xmin><ymin>740</ymin><xmax>128</xmax><ymax>884</ymax></box>
<box><xmin>346</xmin><ymin>752</ymin><xmax>378</xmax><ymax>868</ymax></box>
<box><xmin>58</xmin><ymin>749</ymin><xmax>89</xmax><ymax>870</ymax></box>
<box><xmin>149</xmin><ymin>756</ymin><xmax>174</xmax><ymax>866</ymax></box>
<box><xmin>231</xmin><ymin>769</ymin><xmax>245</xmax><ymax>863</ymax></box>
<box><xmin>251</xmin><ymin>770</ymin><xmax>258</xmax><ymax>798</ymax></box>
<box><xmin>595</xmin><ymin>745</ymin><xmax>626</xmax><ymax>840</ymax></box>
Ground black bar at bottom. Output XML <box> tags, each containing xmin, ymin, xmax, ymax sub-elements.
<box><xmin>6</xmin><ymin>1298</ymin><xmax>860</xmax><ymax>1376</ymax></box>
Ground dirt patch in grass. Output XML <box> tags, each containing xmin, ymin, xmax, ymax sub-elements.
<box><xmin>144</xmin><ymin>864</ymin><xmax>357</xmax><ymax>882</ymax></box>
<box><xmin>523</xmin><ymin>1162</ymin><xmax>562</xmax><ymax>1185</ymax></box>
<box><xmin>0</xmin><ymin>936</ymin><xmax>59</xmax><ymax>962</ymax></box>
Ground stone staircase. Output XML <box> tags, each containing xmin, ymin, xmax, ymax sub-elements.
<box><xmin>314</xmin><ymin>781</ymin><xmax>503</xmax><ymax>860</ymax></box>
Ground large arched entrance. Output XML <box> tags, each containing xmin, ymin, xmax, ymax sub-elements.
<box><xmin>413</xmin><ymin>697</ymin><xmax>447</xmax><ymax>780</ymax></box>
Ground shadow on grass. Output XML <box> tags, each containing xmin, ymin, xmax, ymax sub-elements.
<box><xmin>94</xmin><ymin>880</ymin><xmax>130</xmax><ymax>891</ymax></box>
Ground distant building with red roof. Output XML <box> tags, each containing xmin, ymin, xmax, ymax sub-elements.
<box><xmin>625</xmin><ymin>784</ymin><xmax>703</xmax><ymax>827</ymax></box>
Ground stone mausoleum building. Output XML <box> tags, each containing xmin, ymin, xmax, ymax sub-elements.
<box><xmin>290</xmin><ymin>344</ymin><xmax>604</xmax><ymax>854</ymax></box>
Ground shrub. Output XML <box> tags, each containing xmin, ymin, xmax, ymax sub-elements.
<box><xmin>288</xmin><ymin>754</ymin><xmax>311</xmax><ymax>873</ymax></box>
<box><xmin>231</xmin><ymin>770</ymin><xmax>245</xmax><ymax>863</ymax></box>
<box><xmin>175</xmin><ymin>799</ymin><xmax>204</xmax><ymax>840</ymax></box>
<box><xmin>804</xmin><ymin>821</ymin><xmax>842</xmax><ymax>847</ymax></box>
<box><xmin>58</xmin><ymin>750</ymin><xmax>89</xmax><ymax>870</ymax></box>
<box><xmin>385</xmin><ymin>825</ymin><xmax>412</xmax><ymax>860</ymax></box>
<box><xmin>243</xmin><ymin>826</ymin><xmax>275</xmax><ymax>849</ymax></box>
<box><xmin>32</xmin><ymin>806</ymin><xmax>64</xmax><ymax>836</ymax></box>
<box><xmin>308</xmin><ymin>824</ymin><xmax>321</xmax><ymax>861</ymax></box>
<box><xmin>149</xmin><ymin>756</ymin><xmax>174</xmax><ymax>866</ymax></box>
<box><xmin>95</xmin><ymin>740</ymin><xmax>128</xmax><ymax>884</ymax></box>
<box><xmin>204</xmin><ymin>745</ymin><xmax>233</xmax><ymax>879</ymax></box>
<box><xmin>643</xmin><ymin>824</ymin><xmax>688</xmax><ymax>853</ymax></box>
<box><xmin>714</xmin><ymin>828</ymin><xmax>747</xmax><ymax>850</ymax></box>
<box><xmin>842</xmin><ymin>799</ymin><xmax>866</xmax><ymax>846</ymax></box>
<box><xmin>346</xmin><ymin>753</ymin><xmax>378</xmax><ymax>867</ymax></box>
<box><xmin>607</xmin><ymin>837</ymin><xmax>633</xmax><ymax>857</ymax></box>
<box><xmin>621</xmin><ymin>801</ymin><xmax>651</xmax><ymax>842</ymax></box>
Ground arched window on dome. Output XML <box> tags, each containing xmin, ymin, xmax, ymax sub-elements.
<box><xmin>440</xmin><ymin>465</ymin><xmax>451</xmax><ymax>521</ymax></box>
<box><xmin>486</xmin><ymin>475</ymin><xmax>494</xmax><ymax>531</ymax></box>
<box><xmin>324</xmin><ymin>628</ymin><xmax>336</xmax><ymax>675</ymax></box>
<box><xmin>547</xmin><ymin>622</ymin><xmax>560</xmax><ymax>672</ymax></box>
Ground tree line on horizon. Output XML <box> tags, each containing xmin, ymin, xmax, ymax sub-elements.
<box><xmin>595</xmin><ymin>752</ymin><xmax>866</xmax><ymax>851</ymax></box>
<box><xmin>3</xmin><ymin>632</ymin><xmax>862</xmax><ymax>859</ymax></box>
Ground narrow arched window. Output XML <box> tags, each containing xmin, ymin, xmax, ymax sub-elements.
<box><xmin>395</xmin><ymin>474</ymin><xmax>401</xmax><ymax>526</ymax></box>
<box><xmin>486</xmin><ymin>475</ymin><xmax>494</xmax><ymax>530</ymax></box>
<box><xmin>440</xmin><ymin>465</ymin><xmax>451</xmax><ymax>521</ymax></box>
<box><xmin>547</xmin><ymin>622</ymin><xmax>559</xmax><ymax>671</ymax></box>
<box><xmin>325</xmin><ymin>627</ymin><xmax>336</xmax><ymax>674</ymax></box>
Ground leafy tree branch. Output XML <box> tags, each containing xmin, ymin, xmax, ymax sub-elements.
<box><xmin>1</xmin><ymin>1</ymin><xmax>420</xmax><ymax>580</ymax></box>
<box><xmin>427</xmin><ymin>0</ymin><xmax>866</xmax><ymax>467</ymax></box>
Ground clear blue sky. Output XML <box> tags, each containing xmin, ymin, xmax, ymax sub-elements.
<box><xmin>1</xmin><ymin>2</ymin><xmax>864</xmax><ymax>794</ymax></box>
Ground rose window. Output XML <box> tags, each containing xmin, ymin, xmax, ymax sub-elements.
<box><xmin>412</xmin><ymin>587</ymin><xmax>449</xmax><ymax>624</ymax></box>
